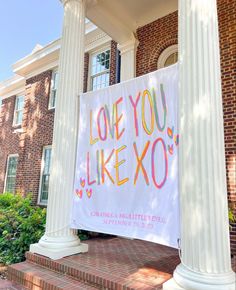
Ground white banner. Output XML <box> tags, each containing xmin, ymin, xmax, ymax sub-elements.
<box><xmin>71</xmin><ymin>64</ymin><xmax>179</xmax><ymax>248</ymax></box>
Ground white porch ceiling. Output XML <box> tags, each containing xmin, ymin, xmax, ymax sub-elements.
<box><xmin>87</xmin><ymin>0</ymin><xmax>178</xmax><ymax>44</ymax></box>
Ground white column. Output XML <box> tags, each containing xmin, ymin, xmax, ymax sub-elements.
<box><xmin>118</xmin><ymin>37</ymin><xmax>138</xmax><ymax>81</ymax></box>
<box><xmin>30</xmin><ymin>0</ymin><xmax>88</xmax><ymax>260</ymax></box>
<box><xmin>164</xmin><ymin>0</ymin><xmax>235</xmax><ymax>289</ymax></box>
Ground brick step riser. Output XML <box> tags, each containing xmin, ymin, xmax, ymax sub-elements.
<box><xmin>7</xmin><ymin>264</ymin><xmax>102</xmax><ymax>290</ymax></box>
<box><xmin>8</xmin><ymin>268</ymin><xmax>61</xmax><ymax>290</ymax></box>
<box><xmin>25</xmin><ymin>252</ymin><xmax>125</xmax><ymax>290</ymax></box>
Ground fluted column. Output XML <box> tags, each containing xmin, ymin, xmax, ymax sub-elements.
<box><xmin>163</xmin><ymin>0</ymin><xmax>235</xmax><ymax>289</ymax></box>
<box><xmin>118</xmin><ymin>37</ymin><xmax>138</xmax><ymax>81</ymax></box>
<box><xmin>30</xmin><ymin>0</ymin><xmax>88</xmax><ymax>260</ymax></box>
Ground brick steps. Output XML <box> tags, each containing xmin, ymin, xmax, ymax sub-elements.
<box><xmin>7</xmin><ymin>238</ymin><xmax>181</xmax><ymax>290</ymax></box>
<box><xmin>24</xmin><ymin>252</ymin><xmax>136</xmax><ymax>290</ymax></box>
<box><xmin>0</xmin><ymin>279</ymin><xmax>27</xmax><ymax>290</ymax></box>
<box><xmin>8</xmin><ymin>261</ymin><xmax>98</xmax><ymax>290</ymax></box>
<box><xmin>8</xmin><ymin>257</ymin><xmax>154</xmax><ymax>290</ymax></box>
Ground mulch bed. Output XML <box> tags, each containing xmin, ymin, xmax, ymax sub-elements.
<box><xmin>0</xmin><ymin>264</ymin><xmax>7</xmax><ymax>280</ymax></box>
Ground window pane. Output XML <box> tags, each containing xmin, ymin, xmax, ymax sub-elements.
<box><xmin>16</xmin><ymin>111</ymin><xmax>23</xmax><ymax>125</ymax></box>
<box><xmin>164</xmin><ymin>52</ymin><xmax>178</xmax><ymax>67</ymax></box>
<box><xmin>92</xmin><ymin>72</ymin><xmax>110</xmax><ymax>91</ymax></box>
<box><xmin>5</xmin><ymin>156</ymin><xmax>18</xmax><ymax>193</ymax></box>
<box><xmin>49</xmin><ymin>71</ymin><xmax>58</xmax><ymax>109</ymax></box>
<box><xmin>6</xmin><ymin>177</ymin><xmax>15</xmax><ymax>193</ymax></box>
<box><xmin>50</xmin><ymin>90</ymin><xmax>56</xmax><ymax>108</ymax></box>
<box><xmin>40</xmin><ymin>147</ymin><xmax>52</xmax><ymax>203</ymax></box>
<box><xmin>8</xmin><ymin>157</ymin><xmax>18</xmax><ymax>175</ymax></box>
<box><xmin>41</xmin><ymin>175</ymin><xmax>49</xmax><ymax>201</ymax></box>
<box><xmin>44</xmin><ymin>148</ymin><xmax>51</xmax><ymax>174</ymax></box>
<box><xmin>14</xmin><ymin>96</ymin><xmax>24</xmax><ymax>125</ymax></box>
<box><xmin>91</xmin><ymin>50</ymin><xmax>110</xmax><ymax>76</ymax></box>
<box><xmin>16</xmin><ymin>96</ymin><xmax>24</xmax><ymax>110</ymax></box>
<box><xmin>53</xmin><ymin>71</ymin><xmax>58</xmax><ymax>90</ymax></box>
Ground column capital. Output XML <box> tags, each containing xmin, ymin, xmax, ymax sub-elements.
<box><xmin>61</xmin><ymin>0</ymin><xmax>85</xmax><ymax>7</ymax></box>
<box><xmin>60</xmin><ymin>0</ymin><xmax>96</xmax><ymax>8</ymax></box>
<box><xmin>118</xmin><ymin>35</ymin><xmax>138</xmax><ymax>81</ymax></box>
<box><xmin>118</xmin><ymin>36</ymin><xmax>139</xmax><ymax>55</ymax></box>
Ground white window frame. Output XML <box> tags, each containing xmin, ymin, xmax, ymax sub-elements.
<box><xmin>48</xmin><ymin>69</ymin><xmax>58</xmax><ymax>110</ymax></box>
<box><xmin>4</xmin><ymin>154</ymin><xmax>19</xmax><ymax>193</ymax></box>
<box><xmin>13</xmin><ymin>95</ymin><xmax>24</xmax><ymax>126</ymax></box>
<box><xmin>157</xmin><ymin>44</ymin><xmax>178</xmax><ymax>69</ymax></box>
<box><xmin>88</xmin><ymin>45</ymin><xmax>111</xmax><ymax>91</ymax></box>
<box><xmin>38</xmin><ymin>145</ymin><xmax>52</xmax><ymax>205</ymax></box>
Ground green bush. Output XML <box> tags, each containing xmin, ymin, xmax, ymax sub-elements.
<box><xmin>0</xmin><ymin>193</ymin><xmax>46</xmax><ymax>265</ymax></box>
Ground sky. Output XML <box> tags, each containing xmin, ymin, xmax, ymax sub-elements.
<box><xmin>0</xmin><ymin>0</ymin><xmax>63</xmax><ymax>81</ymax></box>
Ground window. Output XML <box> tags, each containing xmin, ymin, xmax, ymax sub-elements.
<box><xmin>4</xmin><ymin>155</ymin><xmax>18</xmax><ymax>193</ymax></box>
<box><xmin>38</xmin><ymin>146</ymin><xmax>52</xmax><ymax>204</ymax></box>
<box><xmin>49</xmin><ymin>70</ymin><xmax>58</xmax><ymax>109</ymax></box>
<box><xmin>157</xmin><ymin>44</ymin><xmax>178</xmax><ymax>69</ymax></box>
<box><xmin>164</xmin><ymin>52</ymin><xmax>178</xmax><ymax>67</ymax></box>
<box><xmin>13</xmin><ymin>95</ymin><xmax>24</xmax><ymax>126</ymax></box>
<box><xmin>90</xmin><ymin>49</ymin><xmax>110</xmax><ymax>91</ymax></box>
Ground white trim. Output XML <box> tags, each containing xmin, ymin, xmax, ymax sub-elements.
<box><xmin>85</xmin><ymin>29</ymin><xmax>111</xmax><ymax>52</ymax></box>
<box><xmin>38</xmin><ymin>145</ymin><xmax>52</xmax><ymax>206</ymax></box>
<box><xmin>4</xmin><ymin>154</ymin><xmax>19</xmax><ymax>193</ymax></box>
<box><xmin>87</xmin><ymin>44</ymin><xmax>111</xmax><ymax>91</ymax></box>
<box><xmin>157</xmin><ymin>44</ymin><xmax>178</xmax><ymax>69</ymax></box>
<box><xmin>11</xmin><ymin>28</ymin><xmax>110</xmax><ymax>79</ymax></box>
<box><xmin>2</xmin><ymin>87</ymin><xmax>25</xmax><ymax>100</ymax></box>
<box><xmin>12</xmin><ymin>39</ymin><xmax>61</xmax><ymax>77</ymax></box>
<box><xmin>0</xmin><ymin>28</ymin><xmax>111</xmax><ymax>99</ymax></box>
<box><xmin>24</xmin><ymin>61</ymin><xmax>59</xmax><ymax>80</ymax></box>
<box><xmin>0</xmin><ymin>76</ymin><xmax>25</xmax><ymax>99</ymax></box>
<box><xmin>117</xmin><ymin>38</ymin><xmax>139</xmax><ymax>55</ymax></box>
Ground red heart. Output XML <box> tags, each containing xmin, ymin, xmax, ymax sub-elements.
<box><xmin>76</xmin><ymin>189</ymin><xmax>83</xmax><ymax>199</ymax></box>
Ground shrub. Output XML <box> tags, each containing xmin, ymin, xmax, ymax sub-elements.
<box><xmin>0</xmin><ymin>193</ymin><xmax>46</xmax><ymax>265</ymax></box>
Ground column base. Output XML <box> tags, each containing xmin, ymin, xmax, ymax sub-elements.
<box><xmin>30</xmin><ymin>243</ymin><xmax>88</xmax><ymax>260</ymax></box>
<box><xmin>163</xmin><ymin>278</ymin><xmax>185</xmax><ymax>290</ymax></box>
<box><xmin>164</xmin><ymin>264</ymin><xmax>236</xmax><ymax>290</ymax></box>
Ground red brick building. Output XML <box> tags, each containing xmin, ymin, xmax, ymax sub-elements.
<box><xmin>0</xmin><ymin>0</ymin><xmax>235</xmax><ymax>258</ymax></box>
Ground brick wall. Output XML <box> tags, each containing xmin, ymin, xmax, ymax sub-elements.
<box><xmin>20</xmin><ymin>71</ymin><xmax>54</xmax><ymax>203</ymax></box>
<box><xmin>83</xmin><ymin>52</ymin><xmax>89</xmax><ymax>93</ymax></box>
<box><xmin>136</xmin><ymin>0</ymin><xmax>236</xmax><ymax>255</ymax></box>
<box><xmin>0</xmin><ymin>95</ymin><xmax>23</xmax><ymax>194</ymax></box>
<box><xmin>0</xmin><ymin>71</ymin><xmax>54</xmax><ymax>204</ymax></box>
<box><xmin>136</xmin><ymin>11</ymin><xmax>178</xmax><ymax>76</ymax></box>
<box><xmin>0</xmin><ymin>43</ymin><xmax>116</xmax><ymax>204</ymax></box>
<box><xmin>218</xmin><ymin>0</ymin><xmax>236</xmax><ymax>256</ymax></box>
<box><xmin>110</xmin><ymin>40</ymin><xmax>118</xmax><ymax>85</ymax></box>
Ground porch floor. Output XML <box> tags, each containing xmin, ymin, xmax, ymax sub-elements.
<box><xmin>7</xmin><ymin>237</ymin><xmax>180</xmax><ymax>289</ymax></box>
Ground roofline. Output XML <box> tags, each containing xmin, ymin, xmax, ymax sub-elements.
<box><xmin>0</xmin><ymin>25</ymin><xmax>111</xmax><ymax>99</ymax></box>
